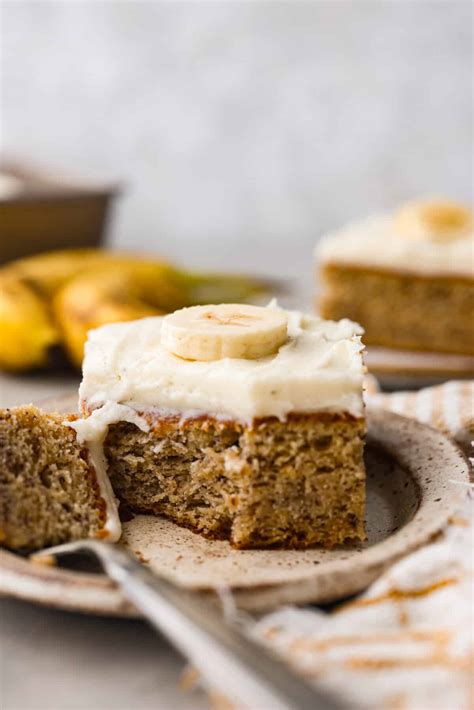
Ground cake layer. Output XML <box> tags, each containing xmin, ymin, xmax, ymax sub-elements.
<box><xmin>316</xmin><ymin>213</ymin><xmax>474</xmax><ymax>278</ymax></box>
<box><xmin>0</xmin><ymin>406</ymin><xmax>121</xmax><ymax>551</ymax></box>
<box><xmin>319</xmin><ymin>265</ymin><xmax>474</xmax><ymax>356</ymax></box>
<box><xmin>103</xmin><ymin>411</ymin><xmax>366</xmax><ymax>549</ymax></box>
<box><xmin>78</xmin><ymin>306</ymin><xmax>365</xmax><ymax>423</ymax></box>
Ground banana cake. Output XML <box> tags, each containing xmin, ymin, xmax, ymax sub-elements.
<box><xmin>0</xmin><ymin>406</ymin><xmax>120</xmax><ymax>551</ymax></box>
<box><xmin>69</xmin><ymin>303</ymin><xmax>366</xmax><ymax>549</ymax></box>
<box><xmin>316</xmin><ymin>199</ymin><xmax>474</xmax><ymax>356</ymax></box>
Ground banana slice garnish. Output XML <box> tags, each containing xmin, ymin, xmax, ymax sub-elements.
<box><xmin>394</xmin><ymin>199</ymin><xmax>473</xmax><ymax>242</ymax></box>
<box><xmin>162</xmin><ymin>304</ymin><xmax>288</xmax><ymax>361</ymax></box>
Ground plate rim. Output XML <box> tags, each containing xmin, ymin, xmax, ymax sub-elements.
<box><xmin>364</xmin><ymin>346</ymin><xmax>474</xmax><ymax>386</ymax></box>
<box><xmin>0</xmin><ymin>401</ymin><xmax>470</xmax><ymax>615</ymax></box>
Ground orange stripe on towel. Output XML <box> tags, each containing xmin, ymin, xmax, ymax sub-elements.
<box><xmin>336</xmin><ymin>577</ymin><xmax>459</xmax><ymax>612</ymax></box>
<box><xmin>344</xmin><ymin>653</ymin><xmax>469</xmax><ymax>672</ymax></box>
<box><xmin>448</xmin><ymin>516</ymin><xmax>470</xmax><ymax>527</ymax></box>
<box><xmin>288</xmin><ymin>629</ymin><xmax>452</xmax><ymax>653</ymax></box>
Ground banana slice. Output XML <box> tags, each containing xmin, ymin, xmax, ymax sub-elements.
<box><xmin>162</xmin><ymin>304</ymin><xmax>288</xmax><ymax>361</ymax></box>
<box><xmin>394</xmin><ymin>199</ymin><xmax>473</xmax><ymax>242</ymax></box>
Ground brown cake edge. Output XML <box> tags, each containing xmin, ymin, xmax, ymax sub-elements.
<box><xmin>98</xmin><ymin>406</ymin><xmax>366</xmax><ymax>550</ymax></box>
<box><xmin>0</xmin><ymin>406</ymin><xmax>109</xmax><ymax>552</ymax></box>
<box><xmin>317</xmin><ymin>263</ymin><xmax>474</xmax><ymax>355</ymax></box>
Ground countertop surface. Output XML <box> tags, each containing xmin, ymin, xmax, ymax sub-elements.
<box><xmin>0</xmin><ymin>372</ymin><xmax>210</xmax><ymax>710</ymax></box>
<box><xmin>0</xmin><ymin>597</ymin><xmax>208</xmax><ymax>710</ymax></box>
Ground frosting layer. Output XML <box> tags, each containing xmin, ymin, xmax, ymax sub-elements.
<box><xmin>78</xmin><ymin>307</ymin><xmax>365</xmax><ymax>424</ymax></box>
<box><xmin>315</xmin><ymin>214</ymin><xmax>474</xmax><ymax>278</ymax></box>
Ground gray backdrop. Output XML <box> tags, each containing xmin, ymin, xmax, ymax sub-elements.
<box><xmin>2</xmin><ymin>0</ymin><xmax>472</xmax><ymax>281</ymax></box>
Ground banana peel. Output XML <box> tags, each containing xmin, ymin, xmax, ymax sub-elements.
<box><xmin>53</xmin><ymin>263</ymin><xmax>187</xmax><ymax>367</ymax></box>
<box><xmin>7</xmin><ymin>249</ymin><xmax>176</xmax><ymax>298</ymax></box>
<box><xmin>0</xmin><ymin>248</ymin><xmax>275</xmax><ymax>371</ymax></box>
<box><xmin>176</xmin><ymin>270</ymin><xmax>273</xmax><ymax>305</ymax></box>
<box><xmin>0</xmin><ymin>273</ymin><xmax>59</xmax><ymax>370</ymax></box>
<box><xmin>9</xmin><ymin>248</ymin><xmax>271</xmax><ymax>305</ymax></box>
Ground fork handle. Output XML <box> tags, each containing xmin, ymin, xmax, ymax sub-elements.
<box><xmin>91</xmin><ymin>542</ymin><xmax>344</xmax><ymax>710</ymax></box>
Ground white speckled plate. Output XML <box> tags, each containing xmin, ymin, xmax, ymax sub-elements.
<box><xmin>0</xmin><ymin>396</ymin><xmax>470</xmax><ymax>614</ymax></box>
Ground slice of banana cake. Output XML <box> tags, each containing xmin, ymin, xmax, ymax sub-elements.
<box><xmin>72</xmin><ymin>303</ymin><xmax>366</xmax><ymax>549</ymax></box>
<box><xmin>0</xmin><ymin>406</ymin><xmax>121</xmax><ymax>552</ymax></box>
<box><xmin>315</xmin><ymin>199</ymin><xmax>474</xmax><ymax>355</ymax></box>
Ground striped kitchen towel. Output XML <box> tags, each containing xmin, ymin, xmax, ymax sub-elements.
<box><xmin>206</xmin><ymin>380</ymin><xmax>473</xmax><ymax>710</ymax></box>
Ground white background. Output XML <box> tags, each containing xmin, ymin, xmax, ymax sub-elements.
<box><xmin>2</xmin><ymin>1</ymin><xmax>472</xmax><ymax>281</ymax></box>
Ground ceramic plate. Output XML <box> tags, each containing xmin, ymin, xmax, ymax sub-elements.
<box><xmin>0</xmin><ymin>396</ymin><xmax>469</xmax><ymax>614</ymax></box>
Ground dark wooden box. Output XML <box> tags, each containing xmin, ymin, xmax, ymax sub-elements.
<box><xmin>0</xmin><ymin>160</ymin><xmax>120</xmax><ymax>264</ymax></box>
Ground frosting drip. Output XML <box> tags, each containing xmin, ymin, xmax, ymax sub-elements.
<box><xmin>66</xmin><ymin>403</ymin><xmax>150</xmax><ymax>542</ymax></box>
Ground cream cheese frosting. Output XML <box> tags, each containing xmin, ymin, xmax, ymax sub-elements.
<box><xmin>77</xmin><ymin>306</ymin><xmax>365</xmax><ymax>434</ymax></box>
<box><xmin>315</xmin><ymin>213</ymin><xmax>474</xmax><ymax>278</ymax></box>
<box><xmin>84</xmin><ymin>441</ymin><xmax>122</xmax><ymax>542</ymax></box>
<box><xmin>67</xmin><ymin>402</ymin><xmax>151</xmax><ymax>541</ymax></box>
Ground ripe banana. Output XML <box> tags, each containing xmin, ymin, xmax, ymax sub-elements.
<box><xmin>53</xmin><ymin>263</ymin><xmax>186</xmax><ymax>367</ymax></box>
<box><xmin>0</xmin><ymin>248</ymin><xmax>276</xmax><ymax>371</ymax></box>
<box><xmin>8</xmin><ymin>249</ymin><xmax>176</xmax><ymax>298</ymax></box>
<box><xmin>394</xmin><ymin>199</ymin><xmax>473</xmax><ymax>242</ymax></box>
<box><xmin>0</xmin><ymin>273</ymin><xmax>59</xmax><ymax>371</ymax></box>
<box><xmin>161</xmin><ymin>304</ymin><xmax>288</xmax><ymax>361</ymax></box>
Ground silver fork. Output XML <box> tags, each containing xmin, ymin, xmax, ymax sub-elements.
<box><xmin>33</xmin><ymin>540</ymin><xmax>346</xmax><ymax>710</ymax></box>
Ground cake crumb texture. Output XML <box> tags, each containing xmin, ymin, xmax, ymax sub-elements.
<box><xmin>319</xmin><ymin>265</ymin><xmax>474</xmax><ymax>355</ymax></box>
<box><xmin>104</xmin><ymin>412</ymin><xmax>366</xmax><ymax>549</ymax></box>
<box><xmin>0</xmin><ymin>406</ymin><xmax>106</xmax><ymax>552</ymax></box>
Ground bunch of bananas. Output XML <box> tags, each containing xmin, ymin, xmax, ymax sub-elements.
<box><xmin>0</xmin><ymin>249</ymin><xmax>272</xmax><ymax>371</ymax></box>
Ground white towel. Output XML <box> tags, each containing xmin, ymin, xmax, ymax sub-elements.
<box><xmin>200</xmin><ymin>381</ymin><xmax>474</xmax><ymax>710</ymax></box>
